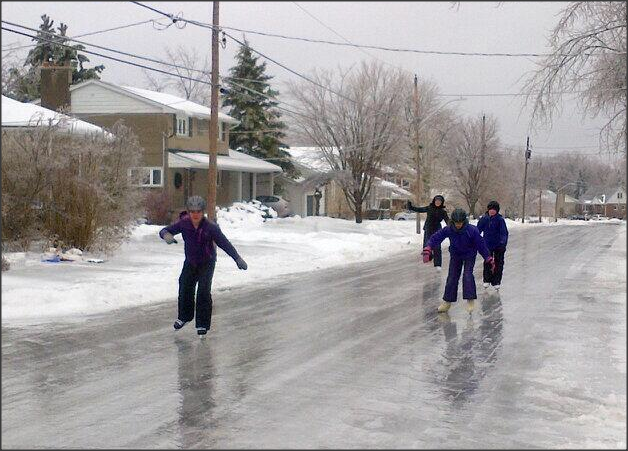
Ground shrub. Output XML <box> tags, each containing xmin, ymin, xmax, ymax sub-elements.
<box><xmin>144</xmin><ymin>190</ymin><xmax>171</xmax><ymax>225</ymax></box>
<box><xmin>1</xmin><ymin>120</ymin><xmax>144</xmax><ymax>253</ymax></box>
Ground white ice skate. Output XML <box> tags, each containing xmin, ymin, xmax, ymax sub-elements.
<box><xmin>437</xmin><ymin>301</ymin><xmax>452</xmax><ymax>313</ymax></box>
<box><xmin>483</xmin><ymin>282</ymin><xmax>490</xmax><ymax>289</ymax></box>
<box><xmin>465</xmin><ymin>300</ymin><xmax>475</xmax><ymax>313</ymax></box>
<box><xmin>493</xmin><ymin>284</ymin><xmax>500</xmax><ymax>291</ymax></box>
<box><xmin>435</xmin><ymin>266</ymin><xmax>443</xmax><ymax>272</ymax></box>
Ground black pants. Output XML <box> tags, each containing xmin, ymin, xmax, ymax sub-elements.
<box><xmin>483</xmin><ymin>247</ymin><xmax>506</xmax><ymax>286</ymax></box>
<box><xmin>423</xmin><ymin>229</ymin><xmax>442</xmax><ymax>267</ymax></box>
<box><xmin>178</xmin><ymin>260</ymin><xmax>216</xmax><ymax>329</ymax></box>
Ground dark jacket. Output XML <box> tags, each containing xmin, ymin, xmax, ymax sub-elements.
<box><xmin>159</xmin><ymin>215</ymin><xmax>241</xmax><ymax>266</ymax></box>
<box><xmin>427</xmin><ymin>223</ymin><xmax>490</xmax><ymax>260</ymax></box>
<box><xmin>408</xmin><ymin>197</ymin><xmax>450</xmax><ymax>234</ymax></box>
<box><xmin>477</xmin><ymin>213</ymin><xmax>509</xmax><ymax>250</ymax></box>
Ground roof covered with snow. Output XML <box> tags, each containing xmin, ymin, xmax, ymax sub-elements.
<box><xmin>119</xmin><ymin>85</ymin><xmax>239</xmax><ymax>124</ymax></box>
<box><xmin>168</xmin><ymin>150</ymin><xmax>282</xmax><ymax>173</ymax></box>
<box><xmin>285</xmin><ymin>147</ymin><xmax>335</xmax><ymax>172</ymax></box>
<box><xmin>32</xmin><ymin>79</ymin><xmax>239</xmax><ymax>124</ymax></box>
<box><xmin>2</xmin><ymin>95</ymin><xmax>108</xmax><ymax>136</ymax></box>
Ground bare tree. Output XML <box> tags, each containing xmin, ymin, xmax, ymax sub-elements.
<box><xmin>288</xmin><ymin>61</ymin><xmax>408</xmax><ymax>223</ymax></box>
<box><xmin>522</xmin><ymin>2</ymin><xmax>627</xmax><ymax>152</ymax></box>
<box><xmin>142</xmin><ymin>45</ymin><xmax>210</xmax><ymax>102</ymax></box>
<box><xmin>447</xmin><ymin>114</ymin><xmax>501</xmax><ymax>218</ymax></box>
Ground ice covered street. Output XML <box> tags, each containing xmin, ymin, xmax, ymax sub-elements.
<box><xmin>1</xmin><ymin>222</ymin><xmax>626</xmax><ymax>448</ymax></box>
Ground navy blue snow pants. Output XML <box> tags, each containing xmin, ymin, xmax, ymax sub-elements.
<box><xmin>443</xmin><ymin>254</ymin><xmax>477</xmax><ymax>303</ymax></box>
<box><xmin>178</xmin><ymin>260</ymin><xmax>216</xmax><ymax>329</ymax></box>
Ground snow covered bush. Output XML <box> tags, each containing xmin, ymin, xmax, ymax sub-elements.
<box><xmin>1</xmin><ymin>120</ymin><xmax>144</xmax><ymax>252</ymax></box>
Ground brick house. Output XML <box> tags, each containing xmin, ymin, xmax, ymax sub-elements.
<box><xmin>33</xmin><ymin>70</ymin><xmax>282</xmax><ymax>218</ymax></box>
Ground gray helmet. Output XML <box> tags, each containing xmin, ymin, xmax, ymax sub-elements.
<box><xmin>450</xmin><ymin>208</ymin><xmax>468</xmax><ymax>223</ymax></box>
<box><xmin>186</xmin><ymin>195</ymin><xmax>206</xmax><ymax>211</ymax></box>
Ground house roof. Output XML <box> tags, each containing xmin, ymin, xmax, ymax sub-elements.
<box><xmin>285</xmin><ymin>146</ymin><xmax>334</xmax><ymax>172</ymax></box>
<box><xmin>2</xmin><ymin>95</ymin><xmax>108</xmax><ymax>136</ymax></box>
<box><xmin>168</xmin><ymin>150</ymin><xmax>282</xmax><ymax>173</ymax></box>
<box><xmin>33</xmin><ymin>80</ymin><xmax>239</xmax><ymax>124</ymax></box>
<box><xmin>285</xmin><ymin>146</ymin><xmax>411</xmax><ymax>196</ymax></box>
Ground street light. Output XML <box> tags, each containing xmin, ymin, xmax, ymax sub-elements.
<box><xmin>554</xmin><ymin>182</ymin><xmax>578</xmax><ymax>222</ymax></box>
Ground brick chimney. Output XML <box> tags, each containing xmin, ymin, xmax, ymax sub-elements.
<box><xmin>39</xmin><ymin>62</ymin><xmax>72</xmax><ymax>112</ymax></box>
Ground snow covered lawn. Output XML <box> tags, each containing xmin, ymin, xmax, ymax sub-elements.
<box><xmin>1</xmin><ymin>208</ymin><xmax>622</xmax><ymax>326</ymax></box>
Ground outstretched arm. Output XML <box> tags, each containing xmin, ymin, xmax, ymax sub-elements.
<box><xmin>207</xmin><ymin>222</ymin><xmax>247</xmax><ymax>269</ymax></box>
<box><xmin>407</xmin><ymin>200</ymin><xmax>428</xmax><ymax>213</ymax></box>
<box><xmin>426</xmin><ymin>227</ymin><xmax>449</xmax><ymax>249</ymax></box>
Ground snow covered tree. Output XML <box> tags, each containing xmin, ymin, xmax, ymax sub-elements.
<box><xmin>522</xmin><ymin>2</ymin><xmax>627</xmax><ymax>152</ymax></box>
<box><xmin>223</xmin><ymin>39</ymin><xmax>297</xmax><ymax>178</ymax></box>
<box><xmin>447</xmin><ymin>114</ymin><xmax>501</xmax><ymax>218</ymax></box>
<box><xmin>5</xmin><ymin>14</ymin><xmax>104</xmax><ymax>102</ymax></box>
<box><xmin>288</xmin><ymin>61</ymin><xmax>407</xmax><ymax>223</ymax></box>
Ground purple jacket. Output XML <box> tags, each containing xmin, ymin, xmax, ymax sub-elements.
<box><xmin>426</xmin><ymin>224</ymin><xmax>490</xmax><ymax>260</ymax></box>
<box><xmin>477</xmin><ymin>213</ymin><xmax>508</xmax><ymax>250</ymax></box>
<box><xmin>159</xmin><ymin>215</ymin><xmax>241</xmax><ymax>266</ymax></box>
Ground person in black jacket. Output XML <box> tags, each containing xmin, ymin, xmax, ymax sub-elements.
<box><xmin>407</xmin><ymin>195</ymin><xmax>450</xmax><ymax>270</ymax></box>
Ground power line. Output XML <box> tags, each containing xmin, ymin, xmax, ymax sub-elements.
<box><xmin>1</xmin><ymin>18</ymin><xmax>161</xmax><ymax>52</ymax></box>
<box><xmin>1</xmin><ymin>26</ymin><xmax>214</xmax><ymax>87</ymax></box>
<box><xmin>132</xmin><ymin>1</ymin><xmax>625</xmax><ymax>58</ymax></box>
<box><xmin>2</xmin><ymin>20</ymin><xmax>212</xmax><ymax>77</ymax></box>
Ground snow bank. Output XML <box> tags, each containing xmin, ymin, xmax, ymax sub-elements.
<box><xmin>1</xmin><ymin>213</ymin><xmax>623</xmax><ymax>325</ymax></box>
<box><xmin>1</xmin><ymin>213</ymin><xmax>420</xmax><ymax>325</ymax></box>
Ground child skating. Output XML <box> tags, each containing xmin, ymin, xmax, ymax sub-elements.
<box><xmin>422</xmin><ymin>208</ymin><xmax>495</xmax><ymax>313</ymax></box>
<box><xmin>477</xmin><ymin>200</ymin><xmax>509</xmax><ymax>291</ymax></box>
<box><xmin>159</xmin><ymin>196</ymin><xmax>248</xmax><ymax>336</ymax></box>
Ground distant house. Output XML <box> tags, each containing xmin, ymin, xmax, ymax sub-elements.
<box><xmin>577</xmin><ymin>186</ymin><xmax>626</xmax><ymax>219</ymax></box>
<box><xmin>33</xmin><ymin>72</ymin><xmax>282</xmax><ymax>218</ymax></box>
<box><xmin>600</xmin><ymin>187</ymin><xmax>626</xmax><ymax>219</ymax></box>
<box><xmin>283</xmin><ymin>147</ymin><xmax>412</xmax><ymax>219</ymax></box>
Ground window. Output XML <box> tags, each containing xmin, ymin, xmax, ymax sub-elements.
<box><xmin>220</xmin><ymin>122</ymin><xmax>227</xmax><ymax>142</ymax></box>
<box><xmin>618</xmin><ymin>191</ymin><xmax>623</xmax><ymax>199</ymax></box>
<box><xmin>176</xmin><ymin>115</ymin><xmax>187</xmax><ymax>136</ymax></box>
<box><xmin>129</xmin><ymin>167</ymin><xmax>163</xmax><ymax>187</ymax></box>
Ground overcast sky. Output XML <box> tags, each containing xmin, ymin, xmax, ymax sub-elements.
<box><xmin>1</xmin><ymin>1</ymin><xmax>618</xmax><ymax>160</ymax></box>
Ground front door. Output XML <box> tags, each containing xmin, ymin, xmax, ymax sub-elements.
<box><xmin>306</xmin><ymin>195</ymin><xmax>314</xmax><ymax>216</ymax></box>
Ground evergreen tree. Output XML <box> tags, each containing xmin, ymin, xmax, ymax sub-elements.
<box><xmin>547</xmin><ymin>178</ymin><xmax>557</xmax><ymax>192</ymax></box>
<box><xmin>223</xmin><ymin>39</ymin><xmax>298</xmax><ymax>178</ymax></box>
<box><xmin>9</xmin><ymin>15</ymin><xmax>104</xmax><ymax>102</ymax></box>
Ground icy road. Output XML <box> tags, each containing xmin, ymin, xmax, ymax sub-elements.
<box><xmin>2</xmin><ymin>223</ymin><xmax>626</xmax><ymax>448</ymax></box>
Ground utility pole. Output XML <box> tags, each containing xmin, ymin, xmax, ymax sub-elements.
<box><xmin>521</xmin><ymin>136</ymin><xmax>530</xmax><ymax>223</ymax></box>
<box><xmin>538</xmin><ymin>161</ymin><xmax>543</xmax><ymax>222</ymax></box>
<box><xmin>413</xmin><ymin>74</ymin><xmax>422</xmax><ymax>234</ymax></box>
<box><xmin>207</xmin><ymin>1</ymin><xmax>220</xmax><ymax>221</ymax></box>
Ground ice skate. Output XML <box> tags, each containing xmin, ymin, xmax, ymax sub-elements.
<box><xmin>173</xmin><ymin>319</ymin><xmax>188</xmax><ymax>330</ymax></box>
<box><xmin>483</xmin><ymin>282</ymin><xmax>489</xmax><ymax>289</ymax></box>
<box><xmin>197</xmin><ymin>327</ymin><xmax>207</xmax><ymax>336</ymax></box>
<box><xmin>435</xmin><ymin>266</ymin><xmax>443</xmax><ymax>272</ymax></box>
<box><xmin>493</xmin><ymin>284</ymin><xmax>500</xmax><ymax>291</ymax></box>
<box><xmin>465</xmin><ymin>299</ymin><xmax>475</xmax><ymax>313</ymax></box>
<box><xmin>437</xmin><ymin>301</ymin><xmax>452</xmax><ymax>313</ymax></box>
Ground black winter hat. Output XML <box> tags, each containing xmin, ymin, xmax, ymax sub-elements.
<box><xmin>450</xmin><ymin>208</ymin><xmax>468</xmax><ymax>223</ymax></box>
<box><xmin>432</xmin><ymin>195</ymin><xmax>445</xmax><ymax>205</ymax></box>
<box><xmin>487</xmin><ymin>200</ymin><xmax>500</xmax><ymax>212</ymax></box>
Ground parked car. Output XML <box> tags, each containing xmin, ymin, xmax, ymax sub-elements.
<box><xmin>255</xmin><ymin>195</ymin><xmax>291</xmax><ymax>218</ymax></box>
<box><xmin>590</xmin><ymin>214</ymin><xmax>606</xmax><ymax>221</ymax></box>
<box><xmin>393</xmin><ymin>210</ymin><xmax>417</xmax><ymax>221</ymax></box>
<box><xmin>569</xmin><ymin>214</ymin><xmax>586</xmax><ymax>220</ymax></box>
